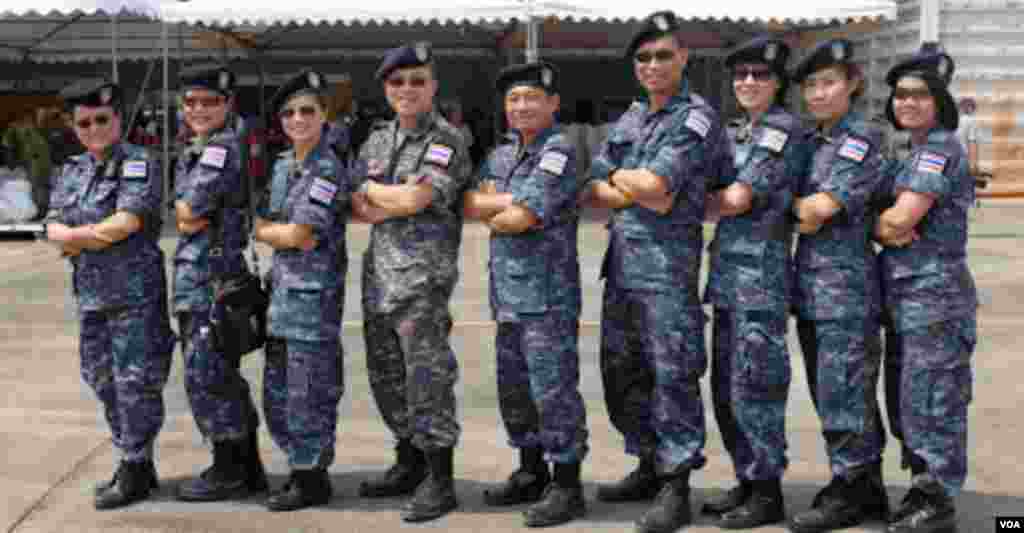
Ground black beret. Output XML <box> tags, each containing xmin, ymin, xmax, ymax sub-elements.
<box><xmin>179</xmin><ymin>63</ymin><xmax>236</xmax><ymax>95</ymax></box>
<box><xmin>270</xmin><ymin>69</ymin><xmax>327</xmax><ymax>113</ymax></box>
<box><xmin>625</xmin><ymin>11</ymin><xmax>681</xmax><ymax>59</ymax></box>
<box><xmin>725</xmin><ymin>36</ymin><xmax>790</xmax><ymax>77</ymax></box>
<box><xmin>495</xmin><ymin>61</ymin><xmax>559</xmax><ymax>95</ymax></box>
<box><xmin>790</xmin><ymin>38</ymin><xmax>854</xmax><ymax>83</ymax></box>
<box><xmin>885</xmin><ymin>50</ymin><xmax>954</xmax><ymax>87</ymax></box>
<box><xmin>60</xmin><ymin>78</ymin><xmax>121</xmax><ymax>110</ymax></box>
<box><xmin>884</xmin><ymin>45</ymin><xmax>959</xmax><ymax>131</ymax></box>
<box><xmin>375</xmin><ymin>42</ymin><xmax>433</xmax><ymax>82</ymax></box>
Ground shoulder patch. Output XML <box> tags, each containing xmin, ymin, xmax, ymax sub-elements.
<box><xmin>122</xmin><ymin>160</ymin><xmax>147</xmax><ymax>179</ymax></box>
<box><xmin>684</xmin><ymin>111</ymin><xmax>711</xmax><ymax>139</ymax></box>
<box><xmin>915</xmin><ymin>150</ymin><xmax>948</xmax><ymax>175</ymax></box>
<box><xmin>538</xmin><ymin>151</ymin><xmax>569</xmax><ymax>176</ymax></box>
<box><xmin>837</xmin><ymin>136</ymin><xmax>870</xmax><ymax>163</ymax></box>
<box><xmin>425</xmin><ymin>143</ymin><xmax>454</xmax><ymax>168</ymax></box>
<box><xmin>309</xmin><ymin>177</ymin><xmax>338</xmax><ymax>207</ymax></box>
<box><xmin>758</xmin><ymin>127</ymin><xmax>789</xmax><ymax>154</ymax></box>
<box><xmin>199</xmin><ymin>146</ymin><xmax>228</xmax><ymax>169</ymax></box>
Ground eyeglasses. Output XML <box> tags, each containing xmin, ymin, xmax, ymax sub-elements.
<box><xmin>732</xmin><ymin>67</ymin><xmax>775</xmax><ymax>82</ymax></box>
<box><xmin>385</xmin><ymin>76</ymin><xmax>430</xmax><ymax>88</ymax></box>
<box><xmin>634</xmin><ymin>50</ymin><xmax>676</xmax><ymax>65</ymax></box>
<box><xmin>182</xmin><ymin>95</ymin><xmax>226</xmax><ymax>109</ymax></box>
<box><xmin>892</xmin><ymin>87</ymin><xmax>933</xmax><ymax>102</ymax></box>
<box><xmin>74</xmin><ymin>114</ymin><xmax>112</xmax><ymax>130</ymax></box>
<box><xmin>278</xmin><ymin>105</ymin><xmax>319</xmax><ymax>120</ymax></box>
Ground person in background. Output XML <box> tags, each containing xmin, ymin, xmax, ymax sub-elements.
<box><xmin>955</xmin><ymin>97</ymin><xmax>979</xmax><ymax>176</ymax></box>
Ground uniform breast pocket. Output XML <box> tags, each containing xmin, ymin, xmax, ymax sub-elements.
<box><xmin>89</xmin><ymin>179</ymin><xmax>120</xmax><ymax>210</ymax></box>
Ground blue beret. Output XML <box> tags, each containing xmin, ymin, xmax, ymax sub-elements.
<box><xmin>725</xmin><ymin>36</ymin><xmax>790</xmax><ymax>77</ymax></box>
<box><xmin>495</xmin><ymin>61</ymin><xmax>559</xmax><ymax>95</ymax></box>
<box><xmin>60</xmin><ymin>78</ymin><xmax>121</xmax><ymax>110</ymax></box>
<box><xmin>625</xmin><ymin>11</ymin><xmax>681</xmax><ymax>59</ymax></box>
<box><xmin>884</xmin><ymin>44</ymin><xmax>959</xmax><ymax>131</ymax></box>
<box><xmin>376</xmin><ymin>42</ymin><xmax>433</xmax><ymax>82</ymax></box>
<box><xmin>270</xmin><ymin>69</ymin><xmax>327</xmax><ymax>112</ymax></box>
<box><xmin>179</xmin><ymin>63</ymin><xmax>236</xmax><ymax>95</ymax></box>
<box><xmin>790</xmin><ymin>38</ymin><xmax>854</xmax><ymax>83</ymax></box>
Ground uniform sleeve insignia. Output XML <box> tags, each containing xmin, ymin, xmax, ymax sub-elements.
<box><xmin>425</xmin><ymin>143</ymin><xmax>454</xmax><ymax>168</ymax></box>
<box><xmin>684</xmin><ymin>110</ymin><xmax>711</xmax><ymax>139</ymax></box>
<box><xmin>200</xmin><ymin>146</ymin><xmax>228</xmax><ymax>169</ymax></box>
<box><xmin>653</xmin><ymin>14</ymin><xmax>669</xmax><ymax>31</ymax></box>
<box><xmin>538</xmin><ymin>151</ymin><xmax>568</xmax><ymax>175</ymax></box>
<box><xmin>415</xmin><ymin>43</ymin><xmax>430</xmax><ymax>62</ymax></box>
<box><xmin>916</xmin><ymin>150</ymin><xmax>948</xmax><ymax>175</ymax></box>
<box><xmin>764</xmin><ymin>42</ymin><xmax>778</xmax><ymax>62</ymax></box>
<box><xmin>831</xmin><ymin>41</ymin><xmax>847</xmax><ymax>61</ymax></box>
<box><xmin>837</xmin><ymin>135</ymin><xmax>870</xmax><ymax>163</ymax></box>
<box><xmin>122</xmin><ymin>160</ymin><xmax>147</xmax><ymax>179</ymax></box>
<box><xmin>219</xmin><ymin>71</ymin><xmax>231</xmax><ymax>91</ymax></box>
<box><xmin>309</xmin><ymin>177</ymin><xmax>338</xmax><ymax>206</ymax></box>
<box><xmin>758</xmin><ymin>127</ymin><xmax>789</xmax><ymax>154</ymax></box>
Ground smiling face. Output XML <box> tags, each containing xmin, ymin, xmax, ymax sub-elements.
<box><xmin>384</xmin><ymin>65</ymin><xmax>438</xmax><ymax>120</ymax></box>
<box><xmin>181</xmin><ymin>88</ymin><xmax>229</xmax><ymax>137</ymax></box>
<box><xmin>800</xmin><ymin>65</ymin><xmax>860</xmax><ymax>125</ymax></box>
<box><xmin>504</xmin><ymin>85</ymin><xmax>559</xmax><ymax>136</ymax></box>
<box><xmin>732</xmin><ymin>62</ymin><xmax>780</xmax><ymax>115</ymax></box>
<box><xmin>633</xmin><ymin>35</ymin><xmax>688</xmax><ymax>97</ymax></box>
<box><xmin>892</xmin><ymin>75</ymin><xmax>938</xmax><ymax>132</ymax></box>
<box><xmin>279</xmin><ymin>93</ymin><xmax>326</xmax><ymax>146</ymax></box>
<box><xmin>72</xmin><ymin>105</ymin><xmax>121</xmax><ymax>156</ymax></box>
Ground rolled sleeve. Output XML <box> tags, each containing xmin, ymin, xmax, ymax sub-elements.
<box><xmin>647</xmin><ymin>126</ymin><xmax>704</xmax><ymax>195</ymax></box>
<box><xmin>291</xmin><ymin>189</ymin><xmax>336</xmax><ymax>238</ymax></box>
<box><xmin>181</xmin><ymin>165</ymin><xmax>231</xmax><ymax>217</ymax></box>
<box><xmin>115</xmin><ymin>156</ymin><xmax>160</xmax><ymax>218</ymax></box>
<box><xmin>820</xmin><ymin>135</ymin><xmax>884</xmax><ymax>218</ymax></box>
<box><xmin>423</xmin><ymin>142</ymin><xmax>471</xmax><ymax>211</ymax></box>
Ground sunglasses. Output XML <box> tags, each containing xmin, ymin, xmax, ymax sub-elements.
<box><xmin>892</xmin><ymin>87</ymin><xmax>933</xmax><ymax>102</ymax></box>
<box><xmin>385</xmin><ymin>76</ymin><xmax>430</xmax><ymax>88</ymax></box>
<box><xmin>732</xmin><ymin>67</ymin><xmax>775</xmax><ymax>82</ymax></box>
<box><xmin>278</xmin><ymin>105</ymin><xmax>319</xmax><ymax>120</ymax></box>
<box><xmin>75</xmin><ymin>114</ymin><xmax>112</xmax><ymax>130</ymax></box>
<box><xmin>182</xmin><ymin>95</ymin><xmax>226</xmax><ymax>109</ymax></box>
<box><xmin>634</xmin><ymin>50</ymin><xmax>676</xmax><ymax>65</ymax></box>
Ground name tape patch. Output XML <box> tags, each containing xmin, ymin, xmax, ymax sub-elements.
<box><xmin>916</xmin><ymin>150</ymin><xmax>948</xmax><ymax>175</ymax></box>
<box><xmin>425</xmin><ymin>143</ymin><xmax>454</xmax><ymax>168</ymax></box>
<box><xmin>685</xmin><ymin>111</ymin><xmax>711</xmax><ymax>138</ymax></box>
<box><xmin>309</xmin><ymin>177</ymin><xmax>338</xmax><ymax>206</ymax></box>
<box><xmin>199</xmin><ymin>146</ymin><xmax>228</xmax><ymax>169</ymax></box>
<box><xmin>837</xmin><ymin>136</ymin><xmax>870</xmax><ymax>163</ymax></box>
<box><xmin>758</xmin><ymin>127</ymin><xmax>789</xmax><ymax>153</ymax></box>
<box><xmin>122</xmin><ymin>160</ymin><xmax>147</xmax><ymax>178</ymax></box>
<box><xmin>538</xmin><ymin>151</ymin><xmax>568</xmax><ymax>175</ymax></box>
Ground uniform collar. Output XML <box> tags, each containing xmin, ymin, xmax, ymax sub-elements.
<box><xmin>393</xmin><ymin>110</ymin><xmax>438</xmax><ymax>138</ymax></box>
<box><xmin>637</xmin><ymin>79</ymin><xmax>690</xmax><ymax>115</ymax></box>
<box><xmin>824</xmin><ymin>110</ymin><xmax>862</xmax><ymax>138</ymax></box>
<box><xmin>510</xmin><ymin>123</ymin><xmax>561</xmax><ymax>154</ymax></box>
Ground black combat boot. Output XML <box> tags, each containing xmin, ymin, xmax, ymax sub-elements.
<box><xmin>701</xmin><ymin>479</ymin><xmax>751</xmax><ymax>516</ymax></box>
<box><xmin>788</xmin><ymin>465</ymin><xmax>890</xmax><ymax>533</ymax></box>
<box><xmin>243</xmin><ymin>414</ymin><xmax>269</xmax><ymax>493</ymax></box>
<box><xmin>95</xmin><ymin>460</ymin><xmax>159</xmax><ymax>510</ymax></box>
<box><xmin>265</xmin><ymin>468</ymin><xmax>333</xmax><ymax>512</ymax></box>
<box><xmin>402</xmin><ymin>447</ymin><xmax>458</xmax><ymax>522</ymax></box>
<box><xmin>524</xmin><ymin>462</ymin><xmax>586</xmax><ymax>528</ymax></box>
<box><xmin>597</xmin><ymin>455</ymin><xmax>662</xmax><ymax>502</ymax></box>
<box><xmin>95</xmin><ymin>461</ymin><xmax>158</xmax><ymax>497</ymax></box>
<box><xmin>635</xmin><ymin>470</ymin><xmax>692</xmax><ymax>533</ymax></box>
<box><xmin>887</xmin><ymin>479</ymin><xmax>957</xmax><ymax>533</ymax></box>
<box><xmin>718</xmin><ymin>478</ymin><xmax>785</xmax><ymax>529</ymax></box>
<box><xmin>176</xmin><ymin>439</ymin><xmax>249</xmax><ymax>501</ymax></box>
<box><xmin>359</xmin><ymin>438</ymin><xmax>428</xmax><ymax>498</ymax></box>
<box><xmin>484</xmin><ymin>446</ymin><xmax>551</xmax><ymax>506</ymax></box>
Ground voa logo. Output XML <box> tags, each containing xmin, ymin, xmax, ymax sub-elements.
<box><xmin>998</xmin><ymin>518</ymin><xmax>1022</xmax><ymax>529</ymax></box>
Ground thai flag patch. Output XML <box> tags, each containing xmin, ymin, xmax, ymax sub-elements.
<box><xmin>425</xmin><ymin>143</ymin><xmax>454</xmax><ymax>168</ymax></box>
<box><xmin>837</xmin><ymin>136</ymin><xmax>870</xmax><ymax>163</ymax></box>
<box><xmin>199</xmin><ymin>146</ymin><xmax>228</xmax><ymax>169</ymax></box>
<box><xmin>308</xmin><ymin>177</ymin><xmax>338</xmax><ymax>207</ymax></box>
<box><xmin>916</xmin><ymin>151</ymin><xmax>948</xmax><ymax>175</ymax></box>
<box><xmin>121</xmin><ymin>160</ymin><xmax>147</xmax><ymax>179</ymax></box>
<box><xmin>684</xmin><ymin>111</ymin><xmax>711</xmax><ymax>138</ymax></box>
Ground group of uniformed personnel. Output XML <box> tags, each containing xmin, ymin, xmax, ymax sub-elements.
<box><xmin>40</xmin><ymin>8</ymin><xmax>976</xmax><ymax>533</ymax></box>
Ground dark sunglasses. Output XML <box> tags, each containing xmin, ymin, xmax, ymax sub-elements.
<box><xmin>385</xmin><ymin>76</ymin><xmax>429</xmax><ymax>88</ymax></box>
<box><xmin>892</xmin><ymin>87</ymin><xmax>933</xmax><ymax>101</ymax></box>
<box><xmin>634</xmin><ymin>50</ymin><xmax>676</xmax><ymax>64</ymax></box>
<box><xmin>75</xmin><ymin>114</ymin><xmax>112</xmax><ymax>130</ymax></box>
<box><xmin>732</xmin><ymin>67</ymin><xmax>775</xmax><ymax>82</ymax></box>
<box><xmin>182</xmin><ymin>95</ymin><xmax>226</xmax><ymax>109</ymax></box>
<box><xmin>278</xmin><ymin>105</ymin><xmax>319</xmax><ymax>119</ymax></box>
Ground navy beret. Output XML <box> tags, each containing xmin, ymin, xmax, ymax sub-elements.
<box><xmin>625</xmin><ymin>11</ymin><xmax>681</xmax><ymax>59</ymax></box>
<box><xmin>725</xmin><ymin>36</ymin><xmax>790</xmax><ymax>77</ymax></box>
<box><xmin>885</xmin><ymin>50</ymin><xmax>954</xmax><ymax>87</ymax></box>
<box><xmin>495</xmin><ymin>61</ymin><xmax>559</xmax><ymax>95</ymax></box>
<box><xmin>790</xmin><ymin>38</ymin><xmax>854</xmax><ymax>83</ymax></box>
<box><xmin>179</xmin><ymin>63</ymin><xmax>236</xmax><ymax>95</ymax></box>
<box><xmin>60</xmin><ymin>78</ymin><xmax>121</xmax><ymax>110</ymax></box>
<box><xmin>884</xmin><ymin>44</ymin><xmax>959</xmax><ymax>131</ymax></box>
<box><xmin>270</xmin><ymin>69</ymin><xmax>327</xmax><ymax>113</ymax></box>
<box><xmin>376</xmin><ymin>42</ymin><xmax>433</xmax><ymax>82</ymax></box>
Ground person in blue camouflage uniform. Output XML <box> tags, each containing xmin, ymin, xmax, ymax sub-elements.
<box><xmin>579</xmin><ymin>12</ymin><xmax>730</xmax><ymax>533</ymax></box>
<box><xmin>170</xmin><ymin>64</ymin><xmax>269</xmax><ymax>503</ymax></box>
<box><xmin>44</xmin><ymin>79</ymin><xmax>175</xmax><ymax>510</ymax></box>
<box><xmin>701</xmin><ymin>36</ymin><xmax>812</xmax><ymax>530</ymax></box>
<box><xmin>876</xmin><ymin>47</ymin><xmax>977</xmax><ymax>533</ymax></box>
<box><xmin>463</xmin><ymin>62</ymin><xmax>588</xmax><ymax>528</ymax></box>
<box><xmin>351</xmin><ymin>42</ymin><xmax>472</xmax><ymax>523</ymax></box>
<box><xmin>787</xmin><ymin>39</ymin><xmax>891</xmax><ymax>533</ymax></box>
<box><xmin>254</xmin><ymin>70</ymin><xmax>349</xmax><ymax>512</ymax></box>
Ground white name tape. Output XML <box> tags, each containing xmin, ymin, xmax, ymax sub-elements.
<box><xmin>122</xmin><ymin>160</ymin><xmax>147</xmax><ymax>178</ymax></box>
<box><xmin>538</xmin><ymin>151</ymin><xmax>568</xmax><ymax>175</ymax></box>
<box><xmin>200</xmin><ymin>146</ymin><xmax>228</xmax><ymax>169</ymax></box>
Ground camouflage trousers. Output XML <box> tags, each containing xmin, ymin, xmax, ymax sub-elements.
<box><xmin>797</xmin><ymin>317</ymin><xmax>887</xmax><ymax>478</ymax></box>
<box><xmin>600</xmin><ymin>287</ymin><xmax>707</xmax><ymax>475</ymax></box>
<box><xmin>263</xmin><ymin>337</ymin><xmax>344</xmax><ymax>469</ymax></box>
<box><xmin>712</xmin><ymin>309</ymin><xmax>791</xmax><ymax>481</ymax></box>
<box><xmin>364</xmin><ymin>291</ymin><xmax>460</xmax><ymax>451</ymax></box>
<box><xmin>497</xmin><ymin>314</ymin><xmax>589</xmax><ymax>464</ymax></box>
<box><xmin>179</xmin><ymin>311</ymin><xmax>259</xmax><ymax>442</ymax></box>
<box><xmin>884</xmin><ymin>317</ymin><xmax>975</xmax><ymax>496</ymax></box>
<box><xmin>80</xmin><ymin>300</ymin><xmax>175</xmax><ymax>463</ymax></box>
